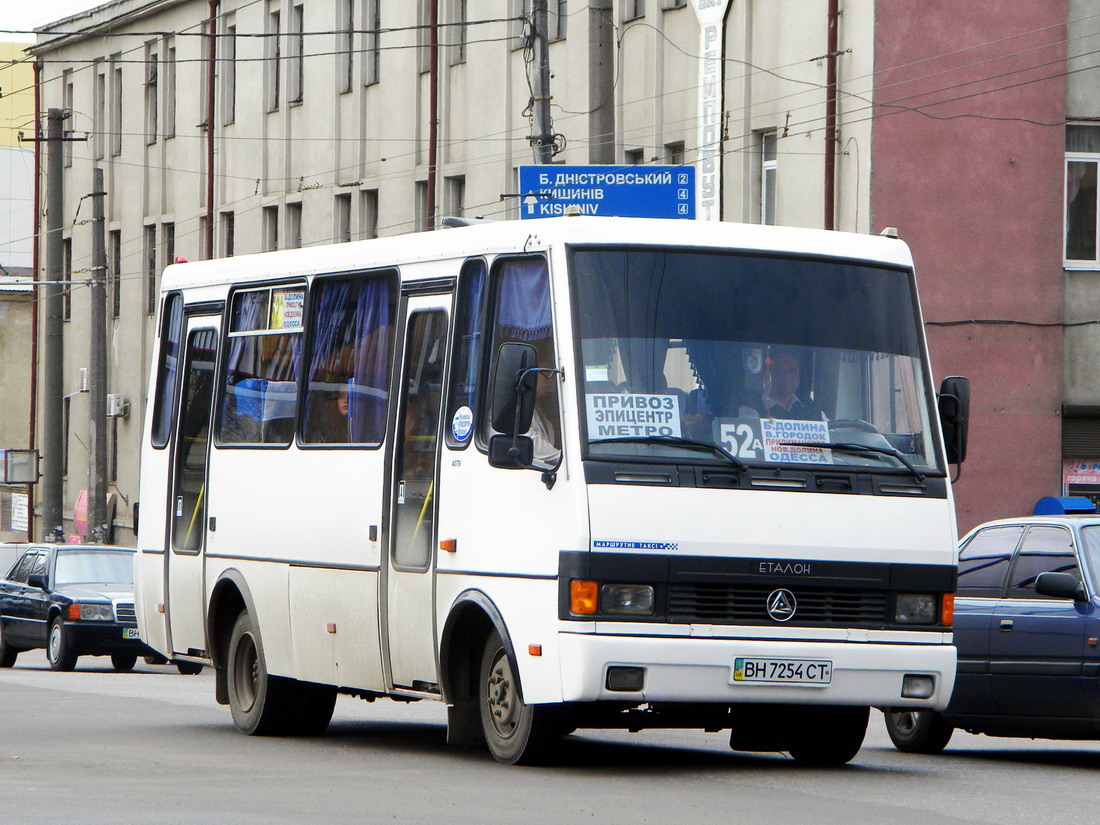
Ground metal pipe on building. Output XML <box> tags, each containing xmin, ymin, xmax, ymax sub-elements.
<box><xmin>41</xmin><ymin>108</ymin><xmax>66</xmax><ymax>541</ymax></box>
<box><xmin>426</xmin><ymin>0</ymin><xmax>439</xmax><ymax>228</ymax></box>
<box><xmin>824</xmin><ymin>0</ymin><xmax>839</xmax><ymax>231</ymax></box>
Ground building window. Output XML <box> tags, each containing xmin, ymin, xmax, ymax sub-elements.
<box><xmin>93</xmin><ymin>63</ymin><xmax>106</xmax><ymax>160</ymax></box>
<box><xmin>360</xmin><ymin>189</ymin><xmax>378</xmax><ymax>239</ymax></box>
<box><xmin>338</xmin><ymin>0</ymin><xmax>354</xmax><ymax>93</ymax></box>
<box><xmin>625</xmin><ymin>148</ymin><xmax>645</xmax><ymax>165</ymax></box>
<box><xmin>110</xmin><ymin>230</ymin><xmax>121</xmax><ymax>319</ymax></box>
<box><xmin>110</xmin><ymin>56</ymin><xmax>123</xmax><ymax>156</ymax></box>
<box><xmin>511</xmin><ymin>0</ymin><xmax>529</xmax><ymax>50</ymax></box>
<box><xmin>415</xmin><ymin>181</ymin><xmax>430</xmax><ymax>231</ymax></box>
<box><xmin>334</xmin><ymin>193</ymin><xmax>352</xmax><ymax>243</ymax></box>
<box><xmin>364</xmin><ymin>0</ymin><xmax>380</xmax><ymax>86</ymax></box>
<box><xmin>1066</xmin><ymin>124</ymin><xmax>1100</xmax><ymax>266</ymax></box>
<box><xmin>624</xmin><ymin>0</ymin><xmax>645</xmax><ymax>22</ymax></box>
<box><xmin>266</xmin><ymin>6</ymin><xmax>281</xmax><ymax>112</ymax></box>
<box><xmin>63</xmin><ymin>397</ymin><xmax>71</xmax><ymax>477</ymax></box>
<box><xmin>263</xmin><ymin>205</ymin><xmax>279</xmax><ymax>251</ymax></box>
<box><xmin>144</xmin><ymin>225</ymin><xmax>157</xmax><ymax>314</ymax></box>
<box><xmin>445</xmin><ymin>175</ymin><xmax>465</xmax><ymax>218</ymax></box>
<box><xmin>450</xmin><ymin>0</ymin><xmax>467</xmax><ymax>65</ymax></box>
<box><xmin>418</xmin><ymin>0</ymin><xmax>432</xmax><ymax>74</ymax></box>
<box><xmin>760</xmin><ymin>130</ymin><xmax>777</xmax><ymax>226</ymax></box>
<box><xmin>63</xmin><ymin>238</ymin><xmax>72</xmax><ymax>321</ymax></box>
<box><xmin>550</xmin><ymin>0</ymin><xmax>567</xmax><ymax>41</ymax></box>
<box><xmin>287</xmin><ymin>202</ymin><xmax>303</xmax><ymax>248</ymax></box>
<box><xmin>164</xmin><ymin>41</ymin><xmax>176</xmax><ymax>138</ymax></box>
<box><xmin>664</xmin><ymin>141</ymin><xmax>685</xmax><ymax>165</ymax></box>
<box><xmin>221</xmin><ymin>211</ymin><xmax>235</xmax><ymax>257</ymax></box>
<box><xmin>223</xmin><ymin>21</ymin><xmax>237</xmax><ymax>125</ymax></box>
<box><xmin>163</xmin><ymin>222</ymin><xmax>176</xmax><ymax>269</ymax></box>
<box><xmin>110</xmin><ymin>417</ymin><xmax>119</xmax><ymax>483</ymax></box>
<box><xmin>144</xmin><ymin>46</ymin><xmax>158</xmax><ymax>146</ymax></box>
<box><xmin>288</xmin><ymin>4</ymin><xmax>304</xmax><ymax>104</ymax></box>
<box><xmin>63</xmin><ymin>71</ymin><xmax>73</xmax><ymax>167</ymax></box>
<box><xmin>663</xmin><ymin>0</ymin><xmax>687</xmax><ymax>9</ymax></box>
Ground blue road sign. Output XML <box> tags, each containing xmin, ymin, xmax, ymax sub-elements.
<box><xmin>518</xmin><ymin>165</ymin><xmax>696</xmax><ymax>220</ymax></box>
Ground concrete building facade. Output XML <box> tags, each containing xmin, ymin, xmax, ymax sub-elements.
<box><xmin>23</xmin><ymin>0</ymin><xmax>1100</xmax><ymax>542</ymax></box>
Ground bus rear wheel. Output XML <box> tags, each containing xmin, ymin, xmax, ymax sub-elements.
<box><xmin>785</xmin><ymin>706</ymin><xmax>869</xmax><ymax>767</ymax></box>
<box><xmin>226</xmin><ymin>610</ymin><xmax>337</xmax><ymax>736</ymax></box>
<box><xmin>479</xmin><ymin>632</ymin><xmax>561</xmax><ymax>765</ymax></box>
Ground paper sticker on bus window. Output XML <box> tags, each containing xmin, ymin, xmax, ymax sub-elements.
<box><xmin>270</xmin><ymin>289</ymin><xmax>305</xmax><ymax>330</ymax></box>
<box><xmin>586</xmin><ymin>393</ymin><xmax>681</xmax><ymax>440</ymax></box>
<box><xmin>451</xmin><ymin>406</ymin><xmax>473</xmax><ymax>442</ymax></box>
<box><xmin>760</xmin><ymin>418</ymin><xmax>832</xmax><ymax>464</ymax></box>
<box><xmin>714</xmin><ymin>418</ymin><xmax>764</xmax><ymax>460</ymax></box>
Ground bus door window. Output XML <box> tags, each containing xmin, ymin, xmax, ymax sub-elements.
<box><xmin>151</xmin><ymin>292</ymin><xmax>184</xmax><ymax>448</ymax></box>
<box><xmin>300</xmin><ymin>271</ymin><xmax>396</xmax><ymax>446</ymax></box>
<box><xmin>172</xmin><ymin>329</ymin><xmax>218</xmax><ymax>551</ymax></box>
<box><xmin>482</xmin><ymin>256</ymin><xmax>560</xmax><ymax>468</ymax></box>
<box><xmin>444</xmin><ymin>259</ymin><xmax>488</xmax><ymax>449</ymax></box>
<box><xmin>217</xmin><ymin>285</ymin><xmax>305</xmax><ymax>446</ymax></box>
<box><xmin>393</xmin><ymin>309</ymin><xmax>448</xmax><ymax>569</ymax></box>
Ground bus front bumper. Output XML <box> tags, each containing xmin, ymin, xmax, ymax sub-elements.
<box><xmin>557</xmin><ymin>632</ymin><xmax>956</xmax><ymax>710</ymax></box>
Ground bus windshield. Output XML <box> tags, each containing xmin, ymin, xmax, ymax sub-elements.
<box><xmin>572</xmin><ymin>247</ymin><xmax>942</xmax><ymax>475</ymax></box>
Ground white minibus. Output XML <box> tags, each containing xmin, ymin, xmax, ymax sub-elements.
<box><xmin>135</xmin><ymin>216</ymin><xmax>968</xmax><ymax>765</ymax></box>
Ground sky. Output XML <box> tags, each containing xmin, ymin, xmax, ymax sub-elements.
<box><xmin>3</xmin><ymin>0</ymin><xmax>108</xmax><ymax>41</ymax></box>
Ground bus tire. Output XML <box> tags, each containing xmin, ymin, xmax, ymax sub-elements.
<box><xmin>479</xmin><ymin>632</ymin><xmax>560</xmax><ymax>765</ymax></box>
<box><xmin>111</xmin><ymin>652</ymin><xmax>138</xmax><ymax>672</ymax></box>
<box><xmin>884</xmin><ymin>709</ymin><xmax>953</xmax><ymax>754</ymax></box>
<box><xmin>786</xmin><ymin>706</ymin><xmax>868</xmax><ymax>767</ymax></box>
<box><xmin>226</xmin><ymin>610</ymin><xmax>297</xmax><ymax>736</ymax></box>
<box><xmin>292</xmin><ymin>682</ymin><xmax>338</xmax><ymax>736</ymax></box>
<box><xmin>47</xmin><ymin>617</ymin><xmax>79</xmax><ymax>672</ymax></box>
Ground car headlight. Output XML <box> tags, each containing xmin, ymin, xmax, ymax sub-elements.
<box><xmin>895</xmin><ymin>594</ymin><xmax>937</xmax><ymax>624</ymax></box>
<box><xmin>68</xmin><ymin>603</ymin><xmax>114</xmax><ymax>621</ymax></box>
<box><xmin>600</xmin><ymin>584</ymin><xmax>655</xmax><ymax>616</ymax></box>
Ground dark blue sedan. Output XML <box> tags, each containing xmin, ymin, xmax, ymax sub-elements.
<box><xmin>0</xmin><ymin>544</ymin><xmax>151</xmax><ymax>672</ymax></box>
<box><xmin>885</xmin><ymin>515</ymin><xmax>1100</xmax><ymax>751</ymax></box>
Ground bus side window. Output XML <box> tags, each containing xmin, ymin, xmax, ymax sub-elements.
<box><xmin>150</xmin><ymin>292</ymin><xmax>184</xmax><ymax>448</ymax></box>
<box><xmin>300</xmin><ymin>271</ymin><xmax>396</xmax><ymax>446</ymax></box>
<box><xmin>217</xmin><ymin>285</ymin><xmax>305</xmax><ymax>446</ymax></box>
<box><xmin>481</xmin><ymin>256</ymin><xmax>561</xmax><ymax>467</ymax></box>
<box><xmin>444</xmin><ymin>258</ymin><xmax>487</xmax><ymax>449</ymax></box>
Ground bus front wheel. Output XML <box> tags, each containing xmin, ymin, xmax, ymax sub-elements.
<box><xmin>785</xmin><ymin>706</ymin><xmax>869</xmax><ymax>767</ymax></box>
<box><xmin>479</xmin><ymin>632</ymin><xmax>561</xmax><ymax>765</ymax></box>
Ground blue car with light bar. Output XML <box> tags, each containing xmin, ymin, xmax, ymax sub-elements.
<box><xmin>0</xmin><ymin>544</ymin><xmax>153</xmax><ymax>672</ymax></box>
<box><xmin>884</xmin><ymin>501</ymin><xmax>1100</xmax><ymax>752</ymax></box>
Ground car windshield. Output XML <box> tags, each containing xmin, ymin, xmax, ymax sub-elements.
<box><xmin>54</xmin><ymin>550</ymin><xmax>134</xmax><ymax>586</ymax></box>
<box><xmin>1076</xmin><ymin>526</ymin><xmax>1100</xmax><ymax>594</ymax></box>
<box><xmin>572</xmin><ymin>247</ymin><xmax>942</xmax><ymax>475</ymax></box>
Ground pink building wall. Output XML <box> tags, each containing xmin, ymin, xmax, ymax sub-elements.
<box><xmin>871</xmin><ymin>1</ymin><xmax>1067</xmax><ymax>535</ymax></box>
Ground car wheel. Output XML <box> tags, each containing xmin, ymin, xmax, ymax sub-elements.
<box><xmin>479</xmin><ymin>631</ymin><xmax>562</xmax><ymax>765</ymax></box>
<box><xmin>786</xmin><ymin>706</ymin><xmax>869</xmax><ymax>767</ymax></box>
<box><xmin>47</xmin><ymin>617</ymin><xmax>78</xmax><ymax>672</ymax></box>
<box><xmin>111</xmin><ymin>652</ymin><xmax>138</xmax><ymax>672</ymax></box>
<box><xmin>884</xmin><ymin>709</ymin><xmax>954</xmax><ymax>754</ymax></box>
<box><xmin>0</xmin><ymin>621</ymin><xmax>18</xmax><ymax>668</ymax></box>
<box><xmin>176</xmin><ymin>661</ymin><xmax>204</xmax><ymax>675</ymax></box>
<box><xmin>226</xmin><ymin>610</ymin><xmax>298</xmax><ymax>735</ymax></box>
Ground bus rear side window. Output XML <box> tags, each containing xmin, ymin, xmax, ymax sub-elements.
<box><xmin>151</xmin><ymin>292</ymin><xmax>184</xmax><ymax>447</ymax></box>
<box><xmin>218</xmin><ymin>285</ymin><xmax>305</xmax><ymax>445</ymax></box>
<box><xmin>300</xmin><ymin>271</ymin><xmax>396</xmax><ymax>446</ymax></box>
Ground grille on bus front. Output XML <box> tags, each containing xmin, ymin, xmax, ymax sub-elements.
<box><xmin>114</xmin><ymin>602</ymin><xmax>137</xmax><ymax>624</ymax></box>
<box><xmin>668</xmin><ymin>583</ymin><xmax>889</xmax><ymax>627</ymax></box>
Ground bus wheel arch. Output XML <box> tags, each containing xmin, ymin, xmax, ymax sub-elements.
<box><xmin>207</xmin><ymin>570</ymin><xmax>257</xmax><ymax>706</ymax></box>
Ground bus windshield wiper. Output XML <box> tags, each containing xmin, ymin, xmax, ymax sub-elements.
<box><xmin>592</xmin><ymin>435</ymin><xmax>747</xmax><ymax>471</ymax></box>
<box><xmin>780</xmin><ymin>441</ymin><xmax>925</xmax><ymax>483</ymax></box>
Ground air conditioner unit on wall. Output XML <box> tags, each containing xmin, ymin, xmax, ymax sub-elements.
<box><xmin>106</xmin><ymin>394</ymin><xmax>130</xmax><ymax>418</ymax></box>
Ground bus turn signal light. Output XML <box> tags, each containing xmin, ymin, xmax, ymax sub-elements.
<box><xmin>570</xmin><ymin>580</ymin><xmax>598</xmax><ymax>615</ymax></box>
<box><xmin>941</xmin><ymin>592</ymin><xmax>954</xmax><ymax>627</ymax></box>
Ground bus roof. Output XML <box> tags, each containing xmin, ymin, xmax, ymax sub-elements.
<box><xmin>160</xmin><ymin>216</ymin><xmax>916</xmax><ymax>292</ymax></box>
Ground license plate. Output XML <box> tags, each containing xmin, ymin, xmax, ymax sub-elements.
<box><xmin>732</xmin><ymin>657</ymin><xmax>832</xmax><ymax>685</ymax></box>
<box><xmin>122</xmin><ymin>627</ymin><xmax>140</xmax><ymax>640</ymax></box>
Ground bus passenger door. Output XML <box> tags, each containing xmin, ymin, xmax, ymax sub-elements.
<box><xmin>385</xmin><ymin>297</ymin><xmax>450</xmax><ymax>691</ymax></box>
<box><xmin>165</xmin><ymin>318</ymin><xmax>220</xmax><ymax>659</ymax></box>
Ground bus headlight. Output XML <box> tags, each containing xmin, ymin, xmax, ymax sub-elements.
<box><xmin>895</xmin><ymin>594</ymin><xmax>937</xmax><ymax>624</ymax></box>
<box><xmin>601</xmin><ymin>584</ymin><xmax>655</xmax><ymax>617</ymax></box>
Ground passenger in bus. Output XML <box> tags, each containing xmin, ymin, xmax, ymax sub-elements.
<box><xmin>750</xmin><ymin>347</ymin><xmax>824</xmax><ymax>421</ymax></box>
<box><xmin>528</xmin><ymin>338</ymin><xmax>561</xmax><ymax>468</ymax></box>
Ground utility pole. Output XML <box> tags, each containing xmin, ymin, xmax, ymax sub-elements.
<box><xmin>41</xmin><ymin>108</ymin><xmax>66</xmax><ymax>541</ymax></box>
<box><xmin>88</xmin><ymin>167</ymin><xmax>108</xmax><ymax>543</ymax></box>
<box><xmin>532</xmin><ymin>0</ymin><xmax>553</xmax><ymax>164</ymax></box>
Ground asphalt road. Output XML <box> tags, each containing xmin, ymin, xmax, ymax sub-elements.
<box><xmin>1</xmin><ymin>651</ymin><xmax>1098</xmax><ymax>825</ymax></box>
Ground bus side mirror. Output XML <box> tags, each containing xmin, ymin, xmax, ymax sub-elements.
<box><xmin>491</xmin><ymin>342</ymin><xmax>538</xmax><ymax>436</ymax></box>
<box><xmin>938</xmin><ymin>376</ymin><xmax>969</xmax><ymax>465</ymax></box>
<box><xmin>488</xmin><ymin>434</ymin><xmax>535</xmax><ymax>469</ymax></box>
